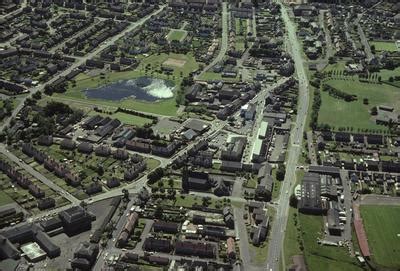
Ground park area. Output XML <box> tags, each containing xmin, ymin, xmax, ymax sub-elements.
<box><xmin>53</xmin><ymin>53</ymin><xmax>199</xmax><ymax>117</ymax></box>
<box><xmin>52</xmin><ymin>53</ymin><xmax>199</xmax><ymax>116</ymax></box>
<box><xmin>369</xmin><ymin>41</ymin><xmax>399</xmax><ymax>52</ymax></box>
<box><xmin>360</xmin><ymin>205</ymin><xmax>400</xmax><ymax>268</ymax></box>
<box><xmin>167</xmin><ymin>29</ymin><xmax>187</xmax><ymax>42</ymax></box>
<box><xmin>318</xmin><ymin>79</ymin><xmax>400</xmax><ymax>132</ymax></box>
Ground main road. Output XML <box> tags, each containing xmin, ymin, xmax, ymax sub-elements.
<box><xmin>0</xmin><ymin>4</ymin><xmax>167</xmax><ymax>132</ymax></box>
<box><xmin>266</xmin><ymin>1</ymin><xmax>310</xmax><ymax>270</ymax></box>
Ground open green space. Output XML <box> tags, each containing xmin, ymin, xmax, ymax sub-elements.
<box><xmin>322</xmin><ymin>61</ymin><xmax>347</xmax><ymax>73</ymax></box>
<box><xmin>250</xmin><ymin>243</ymin><xmax>269</xmax><ymax>264</ymax></box>
<box><xmin>283</xmin><ymin>207</ymin><xmax>302</xmax><ymax>268</ymax></box>
<box><xmin>235</xmin><ymin>36</ymin><xmax>246</xmax><ymax>52</ymax></box>
<box><xmin>167</xmin><ymin>29</ymin><xmax>187</xmax><ymax>42</ymax></box>
<box><xmin>299</xmin><ymin>214</ymin><xmax>363</xmax><ymax>271</ymax></box>
<box><xmin>360</xmin><ymin>205</ymin><xmax>400</xmax><ymax>268</ymax></box>
<box><xmin>318</xmin><ymin>79</ymin><xmax>400</xmax><ymax>132</ymax></box>
<box><xmin>54</xmin><ymin>53</ymin><xmax>199</xmax><ymax>116</ymax></box>
<box><xmin>369</xmin><ymin>41</ymin><xmax>399</xmax><ymax>52</ymax></box>
<box><xmin>0</xmin><ymin>190</ymin><xmax>13</xmax><ymax>207</ymax></box>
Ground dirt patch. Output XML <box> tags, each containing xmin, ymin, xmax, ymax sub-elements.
<box><xmin>163</xmin><ymin>58</ymin><xmax>186</xmax><ymax>68</ymax></box>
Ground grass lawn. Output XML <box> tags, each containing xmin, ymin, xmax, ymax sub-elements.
<box><xmin>167</xmin><ymin>29</ymin><xmax>187</xmax><ymax>42</ymax></box>
<box><xmin>235</xmin><ymin>36</ymin><xmax>246</xmax><ymax>52</ymax></box>
<box><xmin>322</xmin><ymin>61</ymin><xmax>347</xmax><ymax>73</ymax></box>
<box><xmin>54</xmin><ymin>53</ymin><xmax>199</xmax><ymax>116</ymax></box>
<box><xmin>360</xmin><ymin>205</ymin><xmax>400</xmax><ymax>268</ymax></box>
<box><xmin>283</xmin><ymin>207</ymin><xmax>302</xmax><ymax>268</ymax></box>
<box><xmin>272</xmin><ymin>180</ymin><xmax>282</xmax><ymax>200</ymax></box>
<box><xmin>146</xmin><ymin>158</ymin><xmax>160</xmax><ymax>171</ymax></box>
<box><xmin>369</xmin><ymin>41</ymin><xmax>399</xmax><ymax>52</ymax></box>
<box><xmin>0</xmin><ymin>190</ymin><xmax>13</xmax><ymax>207</ymax></box>
<box><xmin>299</xmin><ymin>214</ymin><xmax>363</xmax><ymax>271</ymax></box>
<box><xmin>250</xmin><ymin>242</ymin><xmax>269</xmax><ymax>264</ymax></box>
<box><xmin>318</xmin><ymin>79</ymin><xmax>400</xmax><ymax>132</ymax></box>
<box><xmin>244</xmin><ymin>176</ymin><xmax>257</xmax><ymax>189</ymax></box>
<box><xmin>111</xmin><ymin>112</ymin><xmax>153</xmax><ymax>126</ymax></box>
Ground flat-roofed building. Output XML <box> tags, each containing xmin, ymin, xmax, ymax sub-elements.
<box><xmin>20</xmin><ymin>242</ymin><xmax>46</xmax><ymax>262</ymax></box>
<box><xmin>258</xmin><ymin>121</ymin><xmax>269</xmax><ymax>139</ymax></box>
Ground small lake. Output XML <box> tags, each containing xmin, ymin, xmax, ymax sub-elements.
<box><xmin>83</xmin><ymin>77</ymin><xmax>175</xmax><ymax>102</ymax></box>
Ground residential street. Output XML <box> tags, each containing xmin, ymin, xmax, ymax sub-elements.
<box><xmin>197</xmin><ymin>2</ymin><xmax>228</xmax><ymax>77</ymax></box>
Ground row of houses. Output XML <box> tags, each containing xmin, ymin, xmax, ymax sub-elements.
<box><xmin>116</xmin><ymin>212</ymin><xmax>139</xmax><ymax>248</ymax></box>
<box><xmin>0</xmin><ymin>159</ymin><xmax>46</xmax><ymax>199</ymax></box>
<box><xmin>22</xmin><ymin>142</ymin><xmax>82</xmax><ymax>187</ymax></box>
<box><xmin>319</xmin><ymin>131</ymin><xmax>385</xmax><ymax>145</ymax></box>
<box><xmin>144</xmin><ymin>238</ymin><xmax>217</xmax><ymax>258</ymax></box>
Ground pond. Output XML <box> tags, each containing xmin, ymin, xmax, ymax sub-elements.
<box><xmin>83</xmin><ymin>77</ymin><xmax>175</xmax><ymax>102</ymax></box>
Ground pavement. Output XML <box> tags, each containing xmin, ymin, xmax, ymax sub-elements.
<box><xmin>266</xmin><ymin>1</ymin><xmax>311</xmax><ymax>270</ymax></box>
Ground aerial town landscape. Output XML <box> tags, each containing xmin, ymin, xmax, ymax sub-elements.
<box><xmin>0</xmin><ymin>0</ymin><xmax>399</xmax><ymax>270</ymax></box>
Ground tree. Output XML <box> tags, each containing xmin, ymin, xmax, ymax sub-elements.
<box><xmin>80</xmin><ymin>200</ymin><xmax>87</xmax><ymax>210</ymax></box>
<box><xmin>32</xmin><ymin>92</ymin><xmax>42</xmax><ymax>100</ymax></box>
<box><xmin>289</xmin><ymin>194</ymin><xmax>298</xmax><ymax>208</ymax></box>
<box><xmin>154</xmin><ymin>206</ymin><xmax>163</xmax><ymax>219</ymax></box>
<box><xmin>122</xmin><ymin>188</ymin><xmax>129</xmax><ymax>201</ymax></box>
<box><xmin>370</xmin><ymin>45</ymin><xmax>376</xmax><ymax>54</ymax></box>
<box><xmin>276</xmin><ymin>164</ymin><xmax>286</xmax><ymax>181</ymax></box>
<box><xmin>202</xmin><ymin>196</ymin><xmax>211</xmax><ymax>207</ymax></box>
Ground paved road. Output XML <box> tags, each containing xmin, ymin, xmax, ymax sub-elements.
<box><xmin>196</xmin><ymin>2</ymin><xmax>228</xmax><ymax>78</ymax></box>
<box><xmin>233</xmin><ymin>206</ymin><xmax>253</xmax><ymax>269</ymax></box>
<box><xmin>0</xmin><ymin>143</ymin><xmax>80</xmax><ymax>204</ymax></box>
<box><xmin>0</xmin><ymin>4</ymin><xmax>167</xmax><ymax>132</ymax></box>
<box><xmin>354</xmin><ymin>1</ymin><xmax>382</xmax><ymax>61</ymax></box>
<box><xmin>266</xmin><ymin>1</ymin><xmax>310</xmax><ymax>270</ymax></box>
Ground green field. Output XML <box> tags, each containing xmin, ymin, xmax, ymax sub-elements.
<box><xmin>283</xmin><ymin>207</ymin><xmax>302</xmax><ymax>268</ymax></box>
<box><xmin>369</xmin><ymin>41</ymin><xmax>399</xmax><ymax>52</ymax></box>
<box><xmin>0</xmin><ymin>190</ymin><xmax>13</xmax><ymax>207</ymax></box>
<box><xmin>167</xmin><ymin>29</ymin><xmax>187</xmax><ymax>42</ymax></box>
<box><xmin>360</xmin><ymin>205</ymin><xmax>400</xmax><ymax>268</ymax></box>
<box><xmin>298</xmin><ymin>214</ymin><xmax>363</xmax><ymax>271</ymax></box>
<box><xmin>53</xmin><ymin>53</ymin><xmax>199</xmax><ymax>116</ymax></box>
<box><xmin>318</xmin><ymin>79</ymin><xmax>400</xmax><ymax>132</ymax></box>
